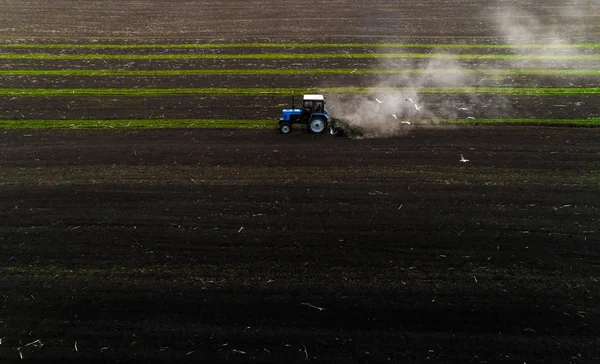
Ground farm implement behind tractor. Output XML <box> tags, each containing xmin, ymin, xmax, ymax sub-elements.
<box><xmin>278</xmin><ymin>94</ymin><xmax>360</xmax><ymax>136</ymax></box>
<box><xmin>328</xmin><ymin>117</ymin><xmax>360</xmax><ymax>137</ymax></box>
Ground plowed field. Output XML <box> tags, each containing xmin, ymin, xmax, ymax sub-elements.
<box><xmin>1</xmin><ymin>0</ymin><xmax>599</xmax><ymax>363</ymax></box>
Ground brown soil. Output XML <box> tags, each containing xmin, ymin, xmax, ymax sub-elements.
<box><xmin>1</xmin><ymin>94</ymin><xmax>598</xmax><ymax>120</ymax></box>
<box><xmin>1</xmin><ymin>127</ymin><xmax>599</xmax><ymax>363</ymax></box>
<box><xmin>1</xmin><ymin>0</ymin><xmax>600</xmax><ymax>362</ymax></box>
<box><xmin>0</xmin><ymin>0</ymin><xmax>596</xmax><ymax>41</ymax></box>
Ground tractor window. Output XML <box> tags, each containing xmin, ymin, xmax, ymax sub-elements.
<box><xmin>303</xmin><ymin>101</ymin><xmax>313</xmax><ymax>109</ymax></box>
<box><xmin>313</xmin><ymin>101</ymin><xmax>323</xmax><ymax>113</ymax></box>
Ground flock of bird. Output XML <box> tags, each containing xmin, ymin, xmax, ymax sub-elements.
<box><xmin>373</xmin><ymin>97</ymin><xmax>469</xmax><ymax>163</ymax></box>
<box><xmin>373</xmin><ymin>96</ymin><xmax>421</xmax><ymax>125</ymax></box>
<box><xmin>373</xmin><ymin>97</ymin><xmax>421</xmax><ymax>111</ymax></box>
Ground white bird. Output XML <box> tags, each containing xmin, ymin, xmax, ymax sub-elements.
<box><xmin>458</xmin><ymin>107</ymin><xmax>468</xmax><ymax>111</ymax></box>
<box><xmin>405</xmin><ymin>98</ymin><xmax>421</xmax><ymax>110</ymax></box>
<box><xmin>391</xmin><ymin>114</ymin><xmax>397</xmax><ymax>120</ymax></box>
<box><xmin>375</xmin><ymin>98</ymin><xmax>383</xmax><ymax>104</ymax></box>
<box><xmin>460</xmin><ymin>154</ymin><xmax>469</xmax><ymax>163</ymax></box>
<box><xmin>350</xmin><ymin>68</ymin><xmax>357</xmax><ymax>73</ymax></box>
<box><xmin>401</xmin><ymin>121</ymin><xmax>411</xmax><ymax>125</ymax></box>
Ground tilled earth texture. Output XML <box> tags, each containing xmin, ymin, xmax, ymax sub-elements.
<box><xmin>1</xmin><ymin>0</ymin><xmax>600</xmax><ymax>363</ymax></box>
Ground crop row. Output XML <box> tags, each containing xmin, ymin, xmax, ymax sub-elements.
<box><xmin>2</xmin><ymin>42</ymin><xmax>597</xmax><ymax>128</ymax></box>
<box><xmin>2</xmin><ymin>69</ymin><xmax>600</xmax><ymax>76</ymax></box>
<box><xmin>2</xmin><ymin>53</ymin><xmax>599</xmax><ymax>61</ymax></box>
<box><xmin>0</xmin><ymin>119</ymin><xmax>274</xmax><ymax>129</ymax></box>
<box><xmin>1</xmin><ymin>87</ymin><xmax>599</xmax><ymax>97</ymax></box>
<box><xmin>1</xmin><ymin>118</ymin><xmax>598</xmax><ymax>129</ymax></box>
<box><xmin>2</xmin><ymin>43</ymin><xmax>599</xmax><ymax>49</ymax></box>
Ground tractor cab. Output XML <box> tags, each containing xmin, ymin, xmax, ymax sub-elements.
<box><xmin>279</xmin><ymin>94</ymin><xmax>329</xmax><ymax>134</ymax></box>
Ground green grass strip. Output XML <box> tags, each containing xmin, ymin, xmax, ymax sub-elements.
<box><xmin>0</xmin><ymin>119</ymin><xmax>276</xmax><ymax>129</ymax></box>
<box><xmin>442</xmin><ymin>118</ymin><xmax>600</xmax><ymax>126</ymax></box>
<box><xmin>1</xmin><ymin>87</ymin><xmax>599</xmax><ymax>97</ymax></box>
<box><xmin>0</xmin><ymin>118</ymin><xmax>597</xmax><ymax>129</ymax></box>
<box><xmin>2</xmin><ymin>43</ymin><xmax>600</xmax><ymax>49</ymax></box>
<box><xmin>1</xmin><ymin>53</ymin><xmax>599</xmax><ymax>61</ymax></box>
<box><xmin>2</xmin><ymin>69</ymin><xmax>600</xmax><ymax>76</ymax></box>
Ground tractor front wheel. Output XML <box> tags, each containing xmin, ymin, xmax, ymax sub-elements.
<box><xmin>308</xmin><ymin>117</ymin><xmax>327</xmax><ymax>134</ymax></box>
<box><xmin>279</xmin><ymin>122</ymin><xmax>292</xmax><ymax>134</ymax></box>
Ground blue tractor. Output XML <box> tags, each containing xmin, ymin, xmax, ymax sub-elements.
<box><xmin>278</xmin><ymin>94</ymin><xmax>329</xmax><ymax>134</ymax></box>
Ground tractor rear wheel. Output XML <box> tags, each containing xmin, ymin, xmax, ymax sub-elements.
<box><xmin>308</xmin><ymin>117</ymin><xmax>326</xmax><ymax>134</ymax></box>
<box><xmin>279</xmin><ymin>122</ymin><xmax>292</xmax><ymax>134</ymax></box>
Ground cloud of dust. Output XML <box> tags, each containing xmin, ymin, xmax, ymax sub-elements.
<box><xmin>491</xmin><ymin>1</ymin><xmax>596</xmax><ymax>51</ymax></box>
<box><xmin>325</xmin><ymin>1</ymin><xmax>598</xmax><ymax>138</ymax></box>
<box><xmin>326</xmin><ymin>55</ymin><xmax>480</xmax><ymax>138</ymax></box>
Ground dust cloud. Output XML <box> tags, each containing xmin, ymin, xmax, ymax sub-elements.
<box><xmin>326</xmin><ymin>0</ymin><xmax>598</xmax><ymax>138</ymax></box>
<box><xmin>326</xmin><ymin>55</ymin><xmax>477</xmax><ymax>138</ymax></box>
<box><xmin>492</xmin><ymin>0</ymin><xmax>598</xmax><ymax>47</ymax></box>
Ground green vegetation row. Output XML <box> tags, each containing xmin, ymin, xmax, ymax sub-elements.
<box><xmin>1</xmin><ymin>87</ymin><xmax>599</xmax><ymax>97</ymax></box>
<box><xmin>0</xmin><ymin>119</ymin><xmax>275</xmax><ymax>129</ymax></box>
<box><xmin>2</xmin><ymin>43</ymin><xmax>599</xmax><ymax>49</ymax></box>
<box><xmin>0</xmin><ymin>118</ymin><xmax>598</xmax><ymax>129</ymax></box>
<box><xmin>2</xmin><ymin>69</ymin><xmax>600</xmax><ymax>76</ymax></box>
<box><xmin>1</xmin><ymin>53</ymin><xmax>600</xmax><ymax>61</ymax></box>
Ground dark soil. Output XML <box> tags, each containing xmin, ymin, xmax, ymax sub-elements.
<box><xmin>1</xmin><ymin>94</ymin><xmax>598</xmax><ymax>120</ymax></box>
<box><xmin>1</xmin><ymin>127</ymin><xmax>599</xmax><ymax>363</ymax></box>
<box><xmin>4</xmin><ymin>58</ymin><xmax>600</xmax><ymax>72</ymax></box>
<box><xmin>1</xmin><ymin>0</ymin><xmax>600</xmax><ymax>362</ymax></box>
<box><xmin>0</xmin><ymin>0</ymin><xmax>596</xmax><ymax>41</ymax></box>
<box><xmin>2</xmin><ymin>74</ymin><xmax>600</xmax><ymax>89</ymax></box>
